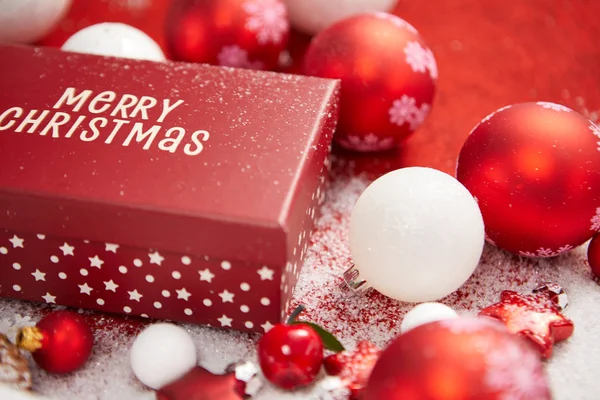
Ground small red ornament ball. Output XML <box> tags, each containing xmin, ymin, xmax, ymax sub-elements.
<box><xmin>364</xmin><ymin>317</ymin><xmax>551</xmax><ymax>400</ymax></box>
<box><xmin>166</xmin><ymin>0</ymin><xmax>289</xmax><ymax>70</ymax></box>
<box><xmin>587</xmin><ymin>233</ymin><xmax>600</xmax><ymax>281</ymax></box>
<box><xmin>457</xmin><ymin>102</ymin><xmax>600</xmax><ymax>257</ymax></box>
<box><xmin>257</xmin><ymin>323</ymin><xmax>323</xmax><ymax>390</ymax></box>
<box><xmin>18</xmin><ymin>311</ymin><xmax>93</xmax><ymax>374</ymax></box>
<box><xmin>303</xmin><ymin>12</ymin><xmax>437</xmax><ymax>152</ymax></box>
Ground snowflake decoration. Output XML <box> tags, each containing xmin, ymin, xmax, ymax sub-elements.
<box><xmin>388</xmin><ymin>95</ymin><xmax>431</xmax><ymax>131</ymax></box>
<box><xmin>243</xmin><ymin>0</ymin><xmax>288</xmax><ymax>45</ymax></box>
<box><xmin>424</xmin><ymin>48</ymin><xmax>438</xmax><ymax>80</ymax></box>
<box><xmin>371</xmin><ymin>12</ymin><xmax>418</xmax><ymax>34</ymax></box>
<box><xmin>217</xmin><ymin>45</ymin><xmax>264</xmax><ymax>70</ymax></box>
<box><xmin>338</xmin><ymin>133</ymin><xmax>395</xmax><ymax>152</ymax></box>
<box><xmin>536</xmin><ymin>101</ymin><xmax>572</xmax><ymax>112</ymax></box>
<box><xmin>591</xmin><ymin>207</ymin><xmax>600</xmax><ymax>231</ymax></box>
<box><xmin>518</xmin><ymin>245</ymin><xmax>574</xmax><ymax>258</ymax></box>
<box><xmin>404</xmin><ymin>41</ymin><xmax>429</xmax><ymax>74</ymax></box>
<box><xmin>0</xmin><ymin>314</ymin><xmax>35</xmax><ymax>343</ymax></box>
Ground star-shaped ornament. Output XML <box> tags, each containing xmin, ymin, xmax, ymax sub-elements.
<box><xmin>479</xmin><ymin>290</ymin><xmax>574</xmax><ymax>359</ymax></box>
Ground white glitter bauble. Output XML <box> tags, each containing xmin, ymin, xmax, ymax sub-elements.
<box><xmin>0</xmin><ymin>0</ymin><xmax>71</xmax><ymax>44</ymax></box>
<box><xmin>400</xmin><ymin>302</ymin><xmax>458</xmax><ymax>333</ymax></box>
<box><xmin>130</xmin><ymin>323</ymin><xmax>197</xmax><ymax>390</ymax></box>
<box><xmin>284</xmin><ymin>0</ymin><xmax>396</xmax><ymax>35</ymax></box>
<box><xmin>61</xmin><ymin>23</ymin><xmax>165</xmax><ymax>61</ymax></box>
<box><xmin>347</xmin><ymin>167</ymin><xmax>485</xmax><ymax>302</ymax></box>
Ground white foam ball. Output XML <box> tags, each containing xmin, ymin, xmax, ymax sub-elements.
<box><xmin>0</xmin><ymin>0</ymin><xmax>71</xmax><ymax>44</ymax></box>
<box><xmin>349</xmin><ymin>167</ymin><xmax>485</xmax><ymax>302</ymax></box>
<box><xmin>61</xmin><ymin>22</ymin><xmax>165</xmax><ymax>61</ymax></box>
<box><xmin>130</xmin><ymin>323</ymin><xmax>197</xmax><ymax>390</ymax></box>
<box><xmin>400</xmin><ymin>302</ymin><xmax>459</xmax><ymax>333</ymax></box>
<box><xmin>284</xmin><ymin>0</ymin><xmax>396</xmax><ymax>35</ymax></box>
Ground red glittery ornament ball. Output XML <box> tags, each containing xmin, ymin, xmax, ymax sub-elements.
<box><xmin>587</xmin><ymin>233</ymin><xmax>600</xmax><ymax>281</ymax></box>
<box><xmin>17</xmin><ymin>311</ymin><xmax>93</xmax><ymax>374</ymax></box>
<box><xmin>303</xmin><ymin>12</ymin><xmax>437</xmax><ymax>152</ymax></box>
<box><xmin>363</xmin><ymin>317</ymin><xmax>551</xmax><ymax>400</ymax></box>
<box><xmin>456</xmin><ymin>102</ymin><xmax>600</xmax><ymax>257</ymax></box>
<box><xmin>166</xmin><ymin>0</ymin><xmax>289</xmax><ymax>70</ymax></box>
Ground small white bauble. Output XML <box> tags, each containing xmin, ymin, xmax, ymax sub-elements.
<box><xmin>61</xmin><ymin>23</ymin><xmax>165</xmax><ymax>61</ymax></box>
<box><xmin>130</xmin><ymin>323</ymin><xmax>197</xmax><ymax>390</ymax></box>
<box><xmin>284</xmin><ymin>0</ymin><xmax>396</xmax><ymax>35</ymax></box>
<box><xmin>0</xmin><ymin>0</ymin><xmax>71</xmax><ymax>44</ymax></box>
<box><xmin>347</xmin><ymin>167</ymin><xmax>485</xmax><ymax>302</ymax></box>
<box><xmin>400</xmin><ymin>302</ymin><xmax>458</xmax><ymax>334</ymax></box>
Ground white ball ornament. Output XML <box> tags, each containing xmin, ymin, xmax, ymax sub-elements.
<box><xmin>284</xmin><ymin>0</ymin><xmax>396</xmax><ymax>35</ymax></box>
<box><xmin>345</xmin><ymin>167</ymin><xmax>485</xmax><ymax>302</ymax></box>
<box><xmin>0</xmin><ymin>0</ymin><xmax>71</xmax><ymax>44</ymax></box>
<box><xmin>61</xmin><ymin>23</ymin><xmax>165</xmax><ymax>61</ymax></box>
<box><xmin>130</xmin><ymin>323</ymin><xmax>197</xmax><ymax>390</ymax></box>
<box><xmin>400</xmin><ymin>302</ymin><xmax>458</xmax><ymax>334</ymax></box>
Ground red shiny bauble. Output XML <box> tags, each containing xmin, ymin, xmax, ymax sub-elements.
<box><xmin>19</xmin><ymin>311</ymin><xmax>93</xmax><ymax>374</ymax></box>
<box><xmin>303</xmin><ymin>12</ymin><xmax>437</xmax><ymax>152</ymax></box>
<box><xmin>457</xmin><ymin>102</ymin><xmax>600</xmax><ymax>257</ymax></box>
<box><xmin>587</xmin><ymin>233</ymin><xmax>600</xmax><ymax>281</ymax></box>
<box><xmin>363</xmin><ymin>317</ymin><xmax>551</xmax><ymax>400</ymax></box>
<box><xmin>166</xmin><ymin>0</ymin><xmax>289</xmax><ymax>70</ymax></box>
<box><xmin>257</xmin><ymin>323</ymin><xmax>323</xmax><ymax>389</ymax></box>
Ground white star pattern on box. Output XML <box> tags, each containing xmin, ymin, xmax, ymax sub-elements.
<box><xmin>42</xmin><ymin>293</ymin><xmax>56</xmax><ymax>304</ymax></box>
<box><xmin>176</xmin><ymin>288</ymin><xmax>191</xmax><ymax>301</ymax></box>
<box><xmin>257</xmin><ymin>266</ymin><xmax>274</xmax><ymax>280</ymax></box>
<box><xmin>104</xmin><ymin>280</ymin><xmax>119</xmax><ymax>292</ymax></box>
<box><xmin>218</xmin><ymin>314</ymin><xmax>233</xmax><ymax>327</ymax></box>
<box><xmin>217</xmin><ymin>45</ymin><xmax>264</xmax><ymax>70</ymax></box>
<box><xmin>8</xmin><ymin>235</ymin><xmax>24</xmax><ymax>248</ymax></box>
<box><xmin>128</xmin><ymin>289</ymin><xmax>143</xmax><ymax>302</ymax></box>
<box><xmin>79</xmin><ymin>283</ymin><xmax>93</xmax><ymax>295</ymax></box>
<box><xmin>219</xmin><ymin>290</ymin><xmax>235</xmax><ymax>303</ymax></box>
<box><xmin>148</xmin><ymin>251</ymin><xmax>164</xmax><ymax>266</ymax></box>
<box><xmin>388</xmin><ymin>95</ymin><xmax>431</xmax><ymax>131</ymax></box>
<box><xmin>404</xmin><ymin>41</ymin><xmax>438</xmax><ymax>80</ymax></box>
<box><xmin>243</xmin><ymin>0</ymin><xmax>288</xmax><ymax>45</ymax></box>
<box><xmin>105</xmin><ymin>243</ymin><xmax>119</xmax><ymax>253</ymax></box>
<box><xmin>31</xmin><ymin>269</ymin><xmax>46</xmax><ymax>281</ymax></box>
<box><xmin>536</xmin><ymin>101</ymin><xmax>572</xmax><ymax>112</ymax></box>
<box><xmin>199</xmin><ymin>268</ymin><xmax>215</xmax><ymax>283</ymax></box>
<box><xmin>59</xmin><ymin>242</ymin><xmax>74</xmax><ymax>256</ymax></box>
<box><xmin>338</xmin><ymin>134</ymin><xmax>396</xmax><ymax>152</ymax></box>
<box><xmin>260</xmin><ymin>321</ymin><xmax>274</xmax><ymax>332</ymax></box>
<box><xmin>89</xmin><ymin>255</ymin><xmax>104</xmax><ymax>268</ymax></box>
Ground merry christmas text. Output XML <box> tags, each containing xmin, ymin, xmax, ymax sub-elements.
<box><xmin>0</xmin><ymin>87</ymin><xmax>210</xmax><ymax>156</ymax></box>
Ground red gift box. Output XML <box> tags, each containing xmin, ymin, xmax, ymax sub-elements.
<box><xmin>0</xmin><ymin>44</ymin><xmax>339</xmax><ymax>333</ymax></box>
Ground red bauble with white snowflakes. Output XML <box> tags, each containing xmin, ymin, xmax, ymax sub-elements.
<box><xmin>303</xmin><ymin>12</ymin><xmax>437</xmax><ymax>152</ymax></box>
<box><xmin>587</xmin><ymin>233</ymin><xmax>600</xmax><ymax>281</ymax></box>
<box><xmin>363</xmin><ymin>317</ymin><xmax>551</xmax><ymax>400</ymax></box>
<box><xmin>166</xmin><ymin>0</ymin><xmax>289</xmax><ymax>70</ymax></box>
<box><xmin>457</xmin><ymin>102</ymin><xmax>600</xmax><ymax>257</ymax></box>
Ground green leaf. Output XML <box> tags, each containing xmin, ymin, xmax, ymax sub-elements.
<box><xmin>292</xmin><ymin>321</ymin><xmax>345</xmax><ymax>353</ymax></box>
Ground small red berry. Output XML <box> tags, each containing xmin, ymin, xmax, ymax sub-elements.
<box><xmin>257</xmin><ymin>323</ymin><xmax>324</xmax><ymax>390</ymax></box>
<box><xmin>324</xmin><ymin>341</ymin><xmax>381</xmax><ymax>399</ymax></box>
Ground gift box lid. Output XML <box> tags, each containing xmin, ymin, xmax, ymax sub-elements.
<box><xmin>0</xmin><ymin>45</ymin><xmax>340</xmax><ymax>266</ymax></box>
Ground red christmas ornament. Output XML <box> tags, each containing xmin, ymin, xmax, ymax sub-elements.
<box><xmin>363</xmin><ymin>317</ymin><xmax>551</xmax><ymax>400</ymax></box>
<box><xmin>303</xmin><ymin>12</ymin><xmax>437</xmax><ymax>152</ymax></box>
<box><xmin>456</xmin><ymin>102</ymin><xmax>600</xmax><ymax>257</ymax></box>
<box><xmin>587</xmin><ymin>233</ymin><xmax>600</xmax><ymax>282</ymax></box>
<box><xmin>257</xmin><ymin>323</ymin><xmax>324</xmax><ymax>390</ymax></box>
<box><xmin>324</xmin><ymin>341</ymin><xmax>381</xmax><ymax>399</ymax></box>
<box><xmin>479</xmin><ymin>290</ymin><xmax>574</xmax><ymax>359</ymax></box>
<box><xmin>17</xmin><ymin>311</ymin><xmax>93</xmax><ymax>374</ymax></box>
<box><xmin>166</xmin><ymin>0</ymin><xmax>289</xmax><ymax>70</ymax></box>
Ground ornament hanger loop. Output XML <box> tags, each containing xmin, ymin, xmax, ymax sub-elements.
<box><xmin>341</xmin><ymin>264</ymin><xmax>372</xmax><ymax>295</ymax></box>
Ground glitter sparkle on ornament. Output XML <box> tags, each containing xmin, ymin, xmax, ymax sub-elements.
<box><xmin>243</xmin><ymin>0</ymin><xmax>289</xmax><ymax>45</ymax></box>
<box><xmin>536</xmin><ymin>101</ymin><xmax>572</xmax><ymax>112</ymax></box>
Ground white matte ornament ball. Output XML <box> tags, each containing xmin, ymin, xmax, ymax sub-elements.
<box><xmin>400</xmin><ymin>302</ymin><xmax>458</xmax><ymax>334</ymax></box>
<box><xmin>284</xmin><ymin>0</ymin><xmax>396</xmax><ymax>35</ymax></box>
<box><xmin>348</xmin><ymin>167</ymin><xmax>485</xmax><ymax>302</ymax></box>
<box><xmin>61</xmin><ymin>23</ymin><xmax>165</xmax><ymax>61</ymax></box>
<box><xmin>0</xmin><ymin>0</ymin><xmax>71</xmax><ymax>44</ymax></box>
<box><xmin>130</xmin><ymin>323</ymin><xmax>197</xmax><ymax>390</ymax></box>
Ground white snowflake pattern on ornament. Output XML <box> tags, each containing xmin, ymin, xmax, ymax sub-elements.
<box><xmin>388</xmin><ymin>95</ymin><xmax>431</xmax><ymax>131</ymax></box>
<box><xmin>518</xmin><ymin>245</ymin><xmax>573</xmax><ymax>258</ymax></box>
<box><xmin>217</xmin><ymin>45</ymin><xmax>264</xmax><ymax>70</ymax></box>
<box><xmin>243</xmin><ymin>0</ymin><xmax>288</xmax><ymax>45</ymax></box>
<box><xmin>338</xmin><ymin>133</ymin><xmax>396</xmax><ymax>152</ymax></box>
<box><xmin>0</xmin><ymin>314</ymin><xmax>36</xmax><ymax>343</ymax></box>
<box><xmin>424</xmin><ymin>49</ymin><xmax>438</xmax><ymax>80</ymax></box>
<box><xmin>371</xmin><ymin>12</ymin><xmax>418</xmax><ymax>34</ymax></box>
<box><xmin>404</xmin><ymin>41</ymin><xmax>429</xmax><ymax>74</ymax></box>
<box><xmin>589</xmin><ymin>123</ymin><xmax>600</xmax><ymax>151</ymax></box>
<box><xmin>591</xmin><ymin>207</ymin><xmax>600</xmax><ymax>231</ymax></box>
<box><xmin>536</xmin><ymin>101</ymin><xmax>572</xmax><ymax>112</ymax></box>
<box><xmin>484</xmin><ymin>339</ymin><xmax>549</xmax><ymax>399</ymax></box>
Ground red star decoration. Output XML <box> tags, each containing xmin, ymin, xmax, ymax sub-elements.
<box><xmin>156</xmin><ymin>366</ymin><xmax>245</xmax><ymax>400</ymax></box>
<box><xmin>324</xmin><ymin>341</ymin><xmax>381</xmax><ymax>399</ymax></box>
<box><xmin>479</xmin><ymin>290</ymin><xmax>574</xmax><ymax>359</ymax></box>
